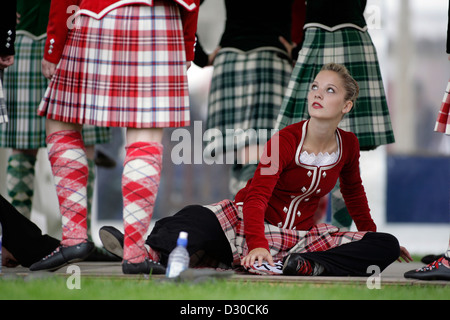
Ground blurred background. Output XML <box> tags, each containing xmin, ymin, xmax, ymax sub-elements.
<box><xmin>0</xmin><ymin>0</ymin><xmax>448</xmax><ymax>256</ymax></box>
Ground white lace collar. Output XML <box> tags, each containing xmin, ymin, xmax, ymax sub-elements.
<box><xmin>299</xmin><ymin>147</ymin><xmax>339</xmax><ymax>167</ymax></box>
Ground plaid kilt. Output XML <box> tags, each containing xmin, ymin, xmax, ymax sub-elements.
<box><xmin>434</xmin><ymin>80</ymin><xmax>450</xmax><ymax>135</ymax></box>
<box><xmin>0</xmin><ymin>34</ymin><xmax>110</xmax><ymax>148</ymax></box>
<box><xmin>276</xmin><ymin>27</ymin><xmax>395</xmax><ymax>149</ymax></box>
<box><xmin>0</xmin><ymin>76</ymin><xmax>6</xmax><ymax>124</ymax></box>
<box><xmin>204</xmin><ymin>199</ymin><xmax>366</xmax><ymax>266</ymax></box>
<box><xmin>38</xmin><ymin>4</ymin><xmax>190</xmax><ymax>128</ymax></box>
<box><xmin>206</xmin><ymin>48</ymin><xmax>292</xmax><ymax>151</ymax></box>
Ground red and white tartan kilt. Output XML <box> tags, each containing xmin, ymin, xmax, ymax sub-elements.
<box><xmin>434</xmin><ymin>80</ymin><xmax>450</xmax><ymax>135</ymax></box>
<box><xmin>204</xmin><ymin>200</ymin><xmax>367</xmax><ymax>266</ymax></box>
<box><xmin>38</xmin><ymin>3</ymin><xmax>190</xmax><ymax>128</ymax></box>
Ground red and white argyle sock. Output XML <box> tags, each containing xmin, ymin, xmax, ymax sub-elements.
<box><xmin>47</xmin><ymin>130</ymin><xmax>89</xmax><ymax>247</ymax></box>
<box><xmin>122</xmin><ymin>142</ymin><xmax>163</xmax><ymax>263</ymax></box>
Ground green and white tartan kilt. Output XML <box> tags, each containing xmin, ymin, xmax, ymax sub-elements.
<box><xmin>276</xmin><ymin>27</ymin><xmax>395</xmax><ymax>150</ymax></box>
<box><xmin>205</xmin><ymin>48</ymin><xmax>292</xmax><ymax>153</ymax></box>
<box><xmin>0</xmin><ymin>34</ymin><xmax>111</xmax><ymax>149</ymax></box>
<box><xmin>0</xmin><ymin>76</ymin><xmax>7</xmax><ymax>124</ymax></box>
<box><xmin>205</xmin><ymin>199</ymin><xmax>366</xmax><ymax>267</ymax></box>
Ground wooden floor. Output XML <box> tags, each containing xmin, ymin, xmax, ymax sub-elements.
<box><xmin>2</xmin><ymin>260</ymin><xmax>448</xmax><ymax>287</ymax></box>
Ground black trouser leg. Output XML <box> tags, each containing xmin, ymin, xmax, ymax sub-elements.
<box><xmin>146</xmin><ymin>205</ymin><xmax>233</xmax><ymax>267</ymax></box>
<box><xmin>0</xmin><ymin>194</ymin><xmax>60</xmax><ymax>267</ymax></box>
<box><xmin>301</xmin><ymin>232</ymin><xmax>400</xmax><ymax>276</ymax></box>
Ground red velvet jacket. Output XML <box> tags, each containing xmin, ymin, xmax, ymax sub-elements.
<box><xmin>235</xmin><ymin>120</ymin><xmax>377</xmax><ymax>251</ymax></box>
<box><xmin>44</xmin><ymin>0</ymin><xmax>200</xmax><ymax>64</ymax></box>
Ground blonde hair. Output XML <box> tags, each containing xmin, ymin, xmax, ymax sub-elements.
<box><xmin>320</xmin><ymin>63</ymin><xmax>359</xmax><ymax>105</ymax></box>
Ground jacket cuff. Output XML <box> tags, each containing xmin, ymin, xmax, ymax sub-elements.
<box><xmin>43</xmin><ymin>36</ymin><xmax>64</xmax><ymax>64</ymax></box>
<box><xmin>0</xmin><ymin>29</ymin><xmax>15</xmax><ymax>56</ymax></box>
<box><xmin>246</xmin><ymin>234</ymin><xmax>270</xmax><ymax>253</ymax></box>
<box><xmin>185</xmin><ymin>40</ymin><xmax>195</xmax><ymax>61</ymax></box>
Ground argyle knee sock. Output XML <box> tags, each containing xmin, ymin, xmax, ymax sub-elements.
<box><xmin>122</xmin><ymin>142</ymin><xmax>162</xmax><ymax>263</ymax></box>
<box><xmin>6</xmin><ymin>153</ymin><xmax>36</xmax><ymax>219</ymax></box>
<box><xmin>86</xmin><ymin>158</ymin><xmax>95</xmax><ymax>241</ymax></box>
<box><xmin>47</xmin><ymin>130</ymin><xmax>89</xmax><ymax>247</ymax></box>
<box><xmin>144</xmin><ymin>244</ymin><xmax>161</xmax><ymax>262</ymax></box>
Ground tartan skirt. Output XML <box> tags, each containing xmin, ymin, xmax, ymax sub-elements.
<box><xmin>434</xmin><ymin>80</ymin><xmax>450</xmax><ymax>135</ymax></box>
<box><xmin>276</xmin><ymin>27</ymin><xmax>395</xmax><ymax>150</ymax></box>
<box><xmin>206</xmin><ymin>48</ymin><xmax>292</xmax><ymax>152</ymax></box>
<box><xmin>0</xmin><ymin>34</ymin><xmax>110</xmax><ymax>149</ymax></box>
<box><xmin>204</xmin><ymin>199</ymin><xmax>366</xmax><ymax>266</ymax></box>
<box><xmin>38</xmin><ymin>3</ymin><xmax>190</xmax><ymax>128</ymax></box>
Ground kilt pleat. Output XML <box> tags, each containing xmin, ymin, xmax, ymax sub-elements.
<box><xmin>434</xmin><ymin>80</ymin><xmax>450</xmax><ymax>135</ymax></box>
<box><xmin>276</xmin><ymin>27</ymin><xmax>395</xmax><ymax>149</ymax></box>
<box><xmin>38</xmin><ymin>4</ymin><xmax>190</xmax><ymax>128</ymax></box>
<box><xmin>0</xmin><ymin>34</ymin><xmax>110</xmax><ymax>148</ymax></box>
<box><xmin>206</xmin><ymin>48</ymin><xmax>292</xmax><ymax>151</ymax></box>
<box><xmin>0</xmin><ymin>77</ymin><xmax>7</xmax><ymax>124</ymax></box>
<box><xmin>205</xmin><ymin>199</ymin><xmax>366</xmax><ymax>266</ymax></box>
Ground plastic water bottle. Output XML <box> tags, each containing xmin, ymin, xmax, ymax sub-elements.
<box><xmin>166</xmin><ymin>231</ymin><xmax>189</xmax><ymax>278</ymax></box>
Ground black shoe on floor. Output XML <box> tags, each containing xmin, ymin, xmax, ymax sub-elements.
<box><xmin>94</xmin><ymin>150</ymin><xmax>116</xmax><ymax>168</ymax></box>
<box><xmin>29</xmin><ymin>241</ymin><xmax>95</xmax><ymax>272</ymax></box>
<box><xmin>85</xmin><ymin>246</ymin><xmax>121</xmax><ymax>262</ymax></box>
<box><xmin>282</xmin><ymin>253</ymin><xmax>323</xmax><ymax>276</ymax></box>
<box><xmin>99</xmin><ymin>226</ymin><xmax>124</xmax><ymax>259</ymax></box>
<box><xmin>421</xmin><ymin>253</ymin><xmax>444</xmax><ymax>264</ymax></box>
<box><xmin>404</xmin><ymin>257</ymin><xmax>450</xmax><ymax>281</ymax></box>
<box><xmin>122</xmin><ymin>258</ymin><xmax>166</xmax><ymax>275</ymax></box>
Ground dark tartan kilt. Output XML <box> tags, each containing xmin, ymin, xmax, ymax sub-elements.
<box><xmin>276</xmin><ymin>27</ymin><xmax>395</xmax><ymax>150</ymax></box>
<box><xmin>0</xmin><ymin>76</ymin><xmax>6</xmax><ymax>124</ymax></box>
<box><xmin>0</xmin><ymin>34</ymin><xmax>110</xmax><ymax>149</ymax></box>
<box><xmin>206</xmin><ymin>48</ymin><xmax>292</xmax><ymax>153</ymax></box>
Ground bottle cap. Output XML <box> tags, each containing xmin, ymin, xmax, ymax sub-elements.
<box><xmin>177</xmin><ymin>231</ymin><xmax>188</xmax><ymax>246</ymax></box>
<box><xmin>179</xmin><ymin>231</ymin><xmax>188</xmax><ymax>239</ymax></box>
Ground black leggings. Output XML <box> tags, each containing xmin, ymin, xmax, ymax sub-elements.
<box><xmin>301</xmin><ymin>232</ymin><xmax>400</xmax><ymax>276</ymax></box>
<box><xmin>0</xmin><ymin>195</ymin><xmax>60</xmax><ymax>267</ymax></box>
<box><xmin>147</xmin><ymin>205</ymin><xmax>234</xmax><ymax>267</ymax></box>
<box><xmin>146</xmin><ymin>204</ymin><xmax>400</xmax><ymax>276</ymax></box>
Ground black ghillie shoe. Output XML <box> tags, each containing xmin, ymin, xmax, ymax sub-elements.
<box><xmin>94</xmin><ymin>150</ymin><xmax>116</xmax><ymax>168</ymax></box>
<box><xmin>404</xmin><ymin>257</ymin><xmax>450</xmax><ymax>281</ymax></box>
<box><xmin>421</xmin><ymin>253</ymin><xmax>444</xmax><ymax>264</ymax></box>
<box><xmin>85</xmin><ymin>246</ymin><xmax>121</xmax><ymax>262</ymax></box>
<box><xmin>99</xmin><ymin>226</ymin><xmax>124</xmax><ymax>259</ymax></box>
<box><xmin>29</xmin><ymin>241</ymin><xmax>95</xmax><ymax>272</ymax></box>
<box><xmin>122</xmin><ymin>258</ymin><xmax>166</xmax><ymax>275</ymax></box>
<box><xmin>282</xmin><ymin>253</ymin><xmax>323</xmax><ymax>276</ymax></box>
